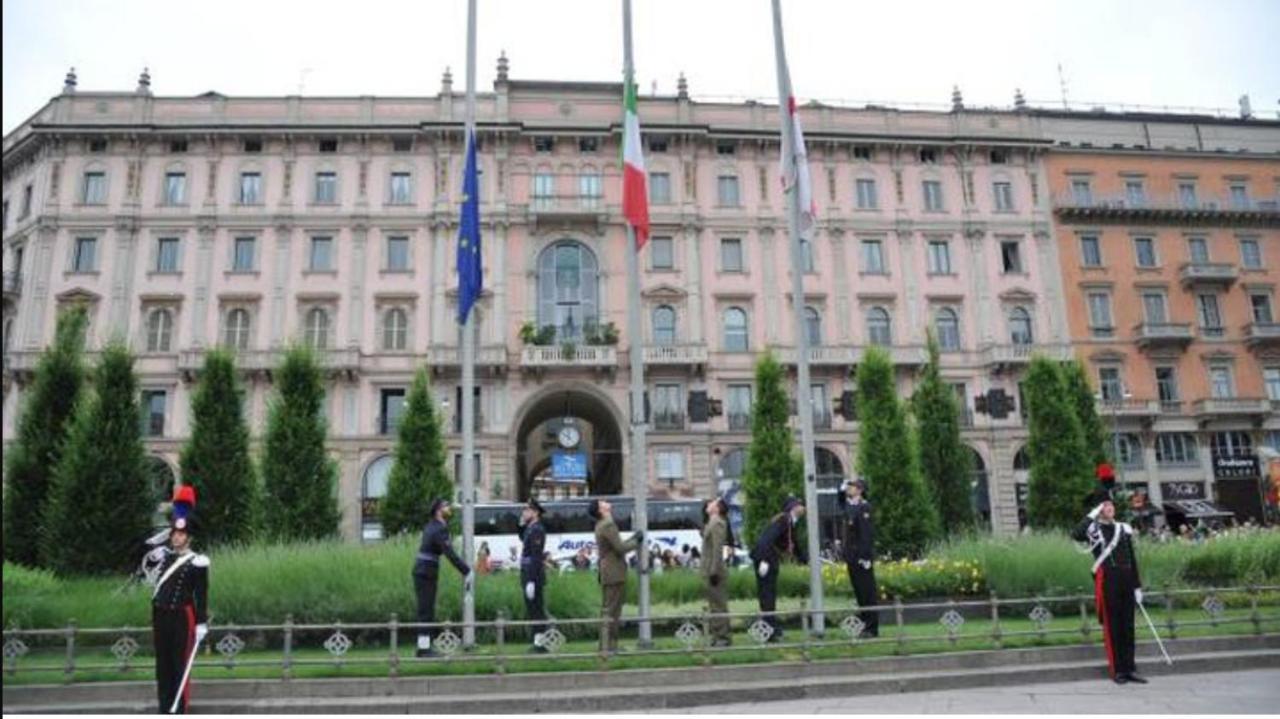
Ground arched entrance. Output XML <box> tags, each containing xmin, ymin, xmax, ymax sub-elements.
<box><xmin>513</xmin><ymin>384</ymin><xmax>625</xmax><ymax>500</ymax></box>
<box><xmin>968</xmin><ymin>446</ymin><xmax>991</xmax><ymax>529</ymax></box>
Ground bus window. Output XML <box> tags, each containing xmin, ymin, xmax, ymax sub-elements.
<box><xmin>475</xmin><ymin>505</ymin><xmax>521</xmax><ymax>536</ymax></box>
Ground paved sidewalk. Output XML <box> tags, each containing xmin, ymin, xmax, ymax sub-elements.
<box><xmin>650</xmin><ymin>668</ymin><xmax>1280</xmax><ymax>714</ymax></box>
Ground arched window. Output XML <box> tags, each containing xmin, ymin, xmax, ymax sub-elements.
<box><xmin>968</xmin><ymin>446</ymin><xmax>991</xmax><ymax>527</ymax></box>
<box><xmin>653</xmin><ymin>305</ymin><xmax>676</xmax><ymax>345</ymax></box>
<box><xmin>537</xmin><ymin>241</ymin><xmax>599</xmax><ymax>342</ymax></box>
<box><xmin>147</xmin><ymin>456</ymin><xmax>176</xmax><ymax>501</ymax></box>
<box><xmin>814</xmin><ymin>447</ymin><xmax>845</xmax><ymax>489</ymax></box>
<box><xmin>723</xmin><ymin>307</ymin><xmax>749</xmax><ymax>352</ymax></box>
<box><xmin>1009</xmin><ymin>307</ymin><xmax>1034</xmax><ymax>346</ymax></box>
<box><xmin>146</xmin><ymin>308</ymin><xmax>173</xmax><ymax>353</ymax></box>
<box><xmin>383</xmin><ymin>308</ymin><xmax>407</xmax><ymax>351</ymax></box>
<box><xmin>224</xmin><ymin>308</ymin><xmax>251</xmax><ymax>349</ymax></box>
<box><xmin>1116</xmin><ymin>433</ymin><xmax>1144</xmax><ymax>468</ymax></box>
<box><xmin>804</xmin><ymin>306</ymin><xmax>822</xmax><ymax>346</ymax></box>
<box><xmin>305</xmin><ymin>308</ymin><xmax>330</xmax><ymax>349</ymax></box>
<box><xmin>935</xmin><ymin>307</ymin><xmax>961</xmax><ymax>350</ymax></box>
<box><xmin>867</xmin><ymin>307</ymin><xmax>892</xmax><ymax>346</ymax></box>
<box><xmin>1013</xmin><ymin>446</ymin><xmax>1031</xmax><ymax>471</ymax></box>
<box><xmin>362</xmin><ymin>454</ymin><xmax>394</xmax><ymax>542</ymax></box>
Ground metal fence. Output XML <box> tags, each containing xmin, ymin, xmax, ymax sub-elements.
<box><xmin>4</xmin><ymin>584</ymin><xmax>1277</xmax><ymax>682</ymax></box>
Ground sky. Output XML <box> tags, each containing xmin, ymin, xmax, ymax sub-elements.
<box><xmin>4</xmin><ymin>0</ymin><xmax>1279</xmax><ymax>135</ymax></box>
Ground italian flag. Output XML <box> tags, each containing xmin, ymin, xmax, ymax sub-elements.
<box><xmin>621</xmin><ymin>80</ymin><xmax>650</xmax><ymax>249</ymax></box>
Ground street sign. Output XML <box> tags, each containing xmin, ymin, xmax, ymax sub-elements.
<box><xmin>551</xmin><ymin>451</ymin><xmax>588</xmax><ymax>480</ymax></box>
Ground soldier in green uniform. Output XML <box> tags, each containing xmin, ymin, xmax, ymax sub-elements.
<box><xmin>701</xmin><ymin>496</ymin><xmax>733</xmax><ymax>646</ymax></box>
<box><xmin>590</xmin><ymin>498</ymin><xmax>644</xmax><ymax>654</ymax></box>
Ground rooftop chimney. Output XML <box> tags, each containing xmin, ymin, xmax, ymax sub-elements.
<box><xmin>951</xmin><ymin>85</ymin><xmax>964</xmax><ymax>112</ymax></box>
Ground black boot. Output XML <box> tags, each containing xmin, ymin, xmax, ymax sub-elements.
<box><xmin>1124</xmin><ymin>673</ymin><xmax>1148</xmax><ymax>684</ymax></box>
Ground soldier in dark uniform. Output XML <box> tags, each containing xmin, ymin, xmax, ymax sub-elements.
<box><xmin>750</xmin><ymin>496</ymin><xmax>807</xmax><ymax>641</ymax></box>
<box><xmin>1072</xmin><ymin>485</ymin><xmax>1147</xmax><ymax>684</ymax></box>
<box><xmin>701</xmin><ymin>496</ymin><xmax>733</xmax><ymax>646</ymax></box>
<box><xmin>412</xmin><ymin>499</ymin><xmax>472</xmax><ymax>658</ymax></box>
<box><xmin>151</xmin><ymin>514</ymin><xmax>209</xmax><ymax>714</ymax></box>
<box><xmin>590</xmin><ymin>498</ymin><xmax>643</xmax><ymax>654</ymax></box>
<box><xmin>520</xmin><ymin>498</ymin><xmax>550</xmax><ymax>653</ymax></box>
<box><xmin>840</xmin><ymin>478</ymin><xmax>879</xmax><ymax>638</ymax></box>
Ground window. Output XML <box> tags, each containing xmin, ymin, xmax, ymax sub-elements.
<box><xmin>652</xmin><ymin>305</ymin><xmax>677</xmax><ymax>345</ymax></box>
<box><xmin>317</xmin><ymin>139</ymin><xmax>338</xmax><ymax>153</ymax></box>
<box><xmin>155</xmin><ymin>237</ymin><xmax>180</xmax><ymax>272</ymax></box>
<box><xmin>993</xmin><ymin>182</ymin><xmax>1014</xmax><ymax>211</ymax></box>
<box><xmin>537</xmin><ymin>241</ymin><xmax>599</xmax><ymax>341</ymax></box>
<box><xmin>1208</xmin><ymin>366</ymin><xmax>1234</xmax><ymax>399</ymax></box>
<box><xmin>383</xmin><ymin>308</ymin><xmax>408</xmax><ymax>351</ymax></box>
<box><xmin>867</xmin><ymin>307</ymin><xmax>892</xmax><ymax>346</ymax></box>
<box><xmin>88</xmin><ymin>139</ymin><xmax>107</xmax><ymax>153</ymax></box>
<box><xmin>990</xmin><ymin>150</ymin><xmax>1008</xmax><ymax>164</ymax></box>
<box><xmin>1155</xmin><ymin>367</ymin><xmax>1179</xmax><ymax>403</ymax></box>
<box><xmin>533</xmin><ymin>136</ymin><xmax>555</xmax><ymax>153</ymax></box>
<box><xmin>386</xmin><ymin>236</ymin><xmax>410</xmax><ymax>271</ymax></box>
<box><xmin>532</xmin><ymin>173</ymin><xmax>555</xmax><ymax>208</ymax></box>
<box><xmin>380</xmin><ymin>389</ymin><xmax>407</xmax><ymax>435</ymax></box>
<box><xmin>243</xmin><ymin>139</ymin><xmax>263</xmax><ymax>153</ymax></box>
<box><xmin>1071</xmin><ymin>179</ymin><xmax>1093</xmax><ymax>205</ymax></box>
<box><xmin>1268</xmin><ymin>431</ymin><xmax>1280</xmax><ymax>453</ymax></box>
<box><xmin>1250</xmin><ymin>293</ymin><xmax>1274</xmax><ymax>324</ymax></box>
<box><xmin>141</xmin><ymin>390</ymin><xmax>166</xmax><ymax>437</ymax></box>
<box><xmin>723</xmin><ymin>307</ymin><xmax>749</xmax><ymax>351</ymax></box>
<box><xmin>1125</xmin><ymin>180</ymin><xmax>1146</xmax><ymax>207</ymax></box>
<box><xmin>720</xmin><ymin>238</ymin><xmax>744</xmax><ymax>272</ymax></box>
<box><xmin>800</xmin><ymin>238</ymin><xmax>814</xmax><ymax>273</ymax></box>
<box><xmin>650</xmin><ymin>236</ymin><xmax>674</xmax><ymax>270</ymax></box>
<box><xmin>1142</xmin><ymin>292</ymin><xmax>1168</xmax><ymax>324</ymax></box>
<box><xmin>578</xmin><ymin>137</ymin><xmax>599</xmax><ymax>153</ymax></box>
<box><xmin>1197</xmin><ymin>294</ymin><xmax>1223</xmax><ymax>336</ymax></box>
<box><xmin>21</xmin><ymin>184</ymin><xmax>32</xmax><ymax>218</ymax></box>
<box><xmin>935</xmin><ymin>307</ymin><xmax>961</xmax><ymax>350</ymax></box>
<box><xmin>804</xmin><ymin>306</ymin><xmax>822</xmax><ymax>346</ymax></box>
<box><xmin>1240</xmin><ymin>238</ymin><xmax>1263</xmax><ymax>269</ymax></box>
<box><xmin>810</xmin><ymin>383</ymin><xmax>830</xmax><ymax>429</ymax></box>
<box><xmin>82</xmin><ymin>172</ymin><xmax>106</xmax><ymax>204</ymax></box>
<box><xmin>1009</xmin><ymin>307</ymin><xmax>1033</xmax><ymax>345</ymax></box>
<box><xmin>146</xmin><ymin>309</ymin><xmax>173</xmax><ymax>352</ymax></box>
<box><xmin>1178</xmin><ymin>182</ymin><xmax>1197</xmax><ymax>208</ymax></box>
<box><xmin>389</xmin><ymin>172</ymin><xmax>412</xmax><ymax>204</ymax></box>
<box><xmin>649</xmin><ymin>172</ymin><xmax>672</xmax><ymax>204</ymax></box>
<box><xmin>1134</xmin><ymin>237</ymin><xmax>1157</xmax><ymax>268</ymax></box>
<box><xmin>163</xmin><ymin>172</ymin><xmax>186</xmax><ymax>205</ymax></box>
<box><xmin>927</xmin><ymin>240</ymin><xmax>951</xmax><ymax>274</ymax></box>
<box><xmin>1000</xmin><ymin>240</ymin><xmax>1022</xmax><ymax>273</ymax></box>
<box><xmin>314</xmin><ymin>172</ymin><xmax>337</xmax><ymax>204</ymax></box>
<box><xmin>853</xmin><ymin>146</ymin><xmax>872</xmax><ymax>161</ymax></box>
<box><xmin>1265</xmin><ymin>367</ymin><xmax>1280</xmax><ymax>401</ymax></box>
<box><xmin>1087</xmin><ymin>292</ymin><xmax>1113</xmax><ymax>336</ymax></box>
<box><xmin>239</xmin><ymin>172</ymin><xmax>262</xmax><ymax>204</ymax></box>
<box><xmin>715</xmin><ymin>141</ymin><xmax>736</xmax><ymax>156</ymax></box>
<box><xmin>1229</xmin><ymin>184</ymin><xmax>1249</xmax><ymax>209</ymax></box>
<box><xmin>1098</xmin><ymin>367</ymin><xmax>1123</xmax><ymax>401</ymax></box>
<box><xmin>861</xmin><ymin>240</ymin><xmax>885</xmax><ymax>273</ymax></box>
<box><xmin>655</xmin><ymin>450</ymin><xmax>685</xmax><ymax>482</ymax></box>
<box><xmin>922</xmin><ymin>180</ymin><xmax>944</xmax><ymax>211</ymax></box>
<box><xmin>919</xmin><ymin>148</ymin><xmax>937</xmax><ymax>164</ymax></box>
<box><xmin>855</xmin><ymin>178</ymin><xmax>878</xmax><ymax>209</ymax></box>
<box><xmin>1116</xmin><ymin>434</ymin><xmax>1144</xmax><ymax>468</ymax></box>
<box><xmin>304</xmin><ymin>308</ymin><xmax>330</xmax><ymax>348</ymax></box>
<box><xmin>163</xmin><ymin>139</ymin><xmax>186</xmax><ymax>154</ymax></box>
<box><xmin>648</xmin><ymin>137</ymin><xmax>668</xmax><ymax>153</ymax></box>
<box><xmin>727</xmin><ymin>384</ymin><xmax>752</xmax><ymax>430</ymax></box>
<box><xmin>1079</xmin><ymin>236</ymin><xmax>1102</xmax><ymax>267</ymax></box>
<box><xmin>1156</xmin><ymin>433</ymin><xmax>1198</xmax><ymax>465</ymax></box>
<box><xmin>232</xmin><ymin>236</ymin><xmax>256</xmax><ymax>271</ymax></box>
<box><xmin>392</xmin><ymin>138</ymin><xmax>413</xmax><ymax>153</ymax></box>
<box><xmin>717</xmin><ymin>175</ymin><xmax>740</xmax><ymax>206</ymax></box>
<box><xmin>309</xmin><ymin>236</ymin><xmax>333</xmax><ymax>271</ymax></box>
<box><xmin>1211</xmin><ymin>431</ymin><xmax>1252</xmax><ymax>458</ymax></box>
<box><xmin>1187</xmin><ymin>237</ymin><xmax>1209</xmax><ymax>264</ymax></box>
<box><xmin>224</xmin><ymin>308</ymin><xmax>251</xmax><ymax>349</ymax></box>
<box><xmin>72</xmin><ymin>237</ymin><xmax>97</xmax><ymax>272</ymax></box>
<box><xmin>653</xmin><ymin>384</ymin><xmax>683</xmax><ymax>429</ymax></box>
<box><xmin>578</xmin><ymin>172</ymin><xmax>602</xmax><ymax>208</ymax></box>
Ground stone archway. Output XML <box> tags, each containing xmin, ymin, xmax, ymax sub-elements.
<box><xmin>510</xmin><ymin>382</ymin><xmax>626</xmax><ymax>501</ymax></box>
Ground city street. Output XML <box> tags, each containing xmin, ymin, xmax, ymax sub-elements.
<box><xmin>652</xmin><ymin>668</ymin><xmax>1280</xmax><ymax>714</ymax></box>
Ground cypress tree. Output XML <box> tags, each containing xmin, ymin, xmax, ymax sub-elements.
<box><xmin>179</xmin><ymin>349</ymin><xmax>260</xmax><ymax>546</ymax></box>
<box><xmin>3</xmin><ymin>307</ymin><xmax>88</xmax><ymax>567</ymax></box>
<box><xmin>1024</xmin><ymin>357</ymin><xmax>1093</xmax><ymax>529</ymax></box>
<box><xmin>42</xmin><ymin>342</ymin><xmax>155</xmax><ymax>575</ymax></box>
<box><xmin>740</xmin><ymin>352</ymin><xmax>804</xmax><ymax>545</ymax></box>
<box><xmin>261</xmin><ymin>346</ymin><xmax>341</xmax><ymax>541</ymax></box>
<box><xmin>380</xmin><ymin>368</ymin><xmax>452</xmax><ymax>537</ymax></box>
<box><xmin>856</xmin><ymin>347</ymin><xmax>939</xmax><ymax>558</ymax></box>
<box><xmin>912</xmin><ymin>333</ymin><xmax>974</xmax><ymax>534</ymax></box>
<box><xmin>1064</xmin><ymin>359</ymin><xmax>1110</xmax><ymax>468</ymax></box>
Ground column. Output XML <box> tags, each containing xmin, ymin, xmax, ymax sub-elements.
<box><xmin>491</xmin><ymin>221</ymin><xmax>508</xmax><ymax>346</ymax></box>
<box><xmin>760</xmin><ymin>227</ymin><xmax>781</xmax><ymax>345</ymax></box>
<box><xmin>684</xmin><ymin>224</ymin><xmax>704</xmax><ymax>343</ymax></box>
<box><xmin>896</xmin><ymin>228</ymin><xmax>922</xmax><ymax>343</ymax></box>
<box><xmin>829</xmin><ymin>228</ymin><xmax>850</xmax><ymax>343</ymax></box>
<box><xmin>190</xmin><ymin>221</ymin><xmax>216</xmax><ymax>347</ymax></box>
<box><xmin>1034</xmin><ymin>230</ymin><xmax>1067</xmax><ymax>344</ymax></box>
<box><xmin>431</xmin><ymin>221</ymin><xmax>449</xmax><ymax>345</ymax></box>
<box><xmin>966</xmin><ymin>230</ymin><xmax>995</xmax><ymax>345</ymax></box>
<box><xmin>347</xmin><ymin>222</ymin><xmax>368</xmax><ymax>348</ymax></box>
<box><xmin>108</xmin><ymin>217</ymin><xmax>139</xmax><ymax>336</ymax></box>
<box><xmin>270</xmin><ymin>222</ymin><xmax>293</xmax><ymax>348</ymax></box>
<box><xmin>20</xmin><ymin>223</ymin><xmax>58</xmax><ymax>350</ymax></box>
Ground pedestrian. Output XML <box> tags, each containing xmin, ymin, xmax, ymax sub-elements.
<box><xmin>840</xmin><ymin>478</ymin><xmax>879</xmax><ymax>638</ymax></box>
<box><xmin>701</xmin><ymin>496</ymin><xmax>733</xmax><ymax>647</ymax></box>
<box><xmin>476</xmin><ymin>541</ymin><xmax>493</xmax><ymax>575</ymax></box>
<box><xmin>412</xmin><ymin>499</ymin><xmax>472</xmax><ymax>658</ymax></box>
<box><xmin>750</xmin><ymin>496</ymin><xmax>807</xmax><ymax>642</ymax></box>
<box><xmin>1072</xmin><ymin>486</ymin><xmax>1147</xmax><ymax>685</ymax></box>
<box><xmin>520</xmin><ymin>498</ymin><xmax>550</xmax><ymax>653</ymax></box>
<box><xmin>151</xmin><ymin>512</ymin><xmax>209</xmax><ymax>714</ymax></box>
<box><xmin>590</xmin><ymin>498</ymin><xmax>644</xmax><ymax>654</ymax></box>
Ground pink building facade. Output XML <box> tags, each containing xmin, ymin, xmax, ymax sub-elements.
<box><xmin>3</xmin><ymin>64</ymin><xmax>1075</xmax><ymax>539</ymax></box>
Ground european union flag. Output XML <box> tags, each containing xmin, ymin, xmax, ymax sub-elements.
<box><xmin>456</xmin><ymin>129</ymin><xmax>482</xmax><ymax>324</ymax></box>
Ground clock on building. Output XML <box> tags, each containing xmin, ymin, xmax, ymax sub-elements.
<box><xmin>558</xmin><ymin>425</ymin><xmax>581</xmax><ymax>449</ymax></box>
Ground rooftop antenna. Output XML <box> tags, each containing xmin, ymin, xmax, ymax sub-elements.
<box><xmin>1057</xmin><ymin>62</ymin><xmax>1070</xmax><ymax>110</ymax></box>
<box><xmin>650</xmin><ymin>79</ymin><xmax>657</xmax><ymax>96</ymax></box>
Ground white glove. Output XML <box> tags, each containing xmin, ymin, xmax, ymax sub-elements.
<box><xmin>757</xmin><ymin>561</ymin><xmax>770</xmax><ymax>578</ymax></box>
<box><xmin>463</xmin><ymin>571</ymin><xmax>475</xmax><ymax>593</ymax></box>
<box><xmin>1134</xmin><ymin>588</ymin><xmax>1144</xmax><ymax>605</ymax></box>
<box><xmin>525</xmin><ymin>581</ymin><xmax>536</xmax><ymax>600</ymax></box>
<box><xmin>195</xmin><ymin>624</ymin><xmax>208</xmax><ymax>643</ymax></box>
<box><xmin>858</xmin><ymin>559</ymin><xmax>872</xmax><ymax>570</ymax></box>
<box><xmin>1087</xmin><ymin>503</ymin><xmax>1105</xmax><ymax>520</ymax></box>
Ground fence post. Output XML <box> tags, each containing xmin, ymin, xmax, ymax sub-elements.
<box><xmin>282</xmin><ymin>613</ymin><xmax>294</xmax><ymax>681</ymax></box>
<box><xmin>388</xmin><ymin>613</ymin><xmax>399</xmax><ymax>679</ymax></box>
<box><xmin>495</xmin><ymin>611</ymin><xmax>506</xmax><ymax>676</ymax></box>
<box><xmin>699</xmin><ymin>610</ymin><xmax>711</xmax><ymax>667</ymax></box>
<box><xmin>63</xmin><ymin>620</ymin><xmax>77</xmax><ymax>683</ymax></box>
<box><xmin>1164</xmin><ymin>585</ymin><xmax>1177</xmax><ymax>641</ymax></box>
<box><xmin>800</xmin><ymin>600</ymin><xmax>811</xmax><ymax>663</ymax></box>
<box><xmin>894</xmin><ymin>597</ymin><xmax>905</xmax><ymax>656</ymax></box>
<box><xmin>989</xmin><ymin>592</ymin><xmax>1002</xmax><ymax>649</ymax></box>
<box><xmin>1078</xmin><ymin>597</ymin><xmax>1091</xmax><ymax>643</ymax></box>
<box><xmin>1248</xmin><ymin>585</ymin><xmax>1261</xmax><ymax>636</ymax></box>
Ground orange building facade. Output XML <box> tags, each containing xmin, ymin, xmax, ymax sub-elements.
<box><xmin>1046</xmin><ymin>126</ymin><xmax>1280</xmax><ymax>526</ymax></box>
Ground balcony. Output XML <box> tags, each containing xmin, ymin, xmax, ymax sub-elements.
<box><xmin>2</xmin><ymin>272</ymin><xmax>20</xmax><ymax>298</ymax></box>
<box><xmin>777</xmin><ymin>345</ymin><xmax>859</xmax><ymax>369</ymax></box>
<box><xmin>520</xmin><ymin>344</ymin><xmax>617</xmax><ymax>370</ymax></box>
<box><xmin>727</xmin><ymin>413</ymin><xmax>751</xmax><ymax>431</ymax></box>
<box><xmin>1053</xmin><ymin>192</ymin><xmax>1280</xmax><ymax>228</ymax></box>
<box><xmin>427</xmin><ymin>345</ymin><xmax>509</xmax><ymax>373</ymax></box>
<box><xmin>1244</xmin><ymin>323</ymin><xmax>1280</xmax><ymax>352</ymax></box>
<box><xmin>526</xmin><ymin>194</ymin><xmax>608</xmax><ymax>233</ymax></box>
<box><xmin>642</xmin><ymin>344</ymin><xmax>709</xmax><ymax>369</ymax></box>
<box><xmin>1133</xmin><ymin>323</ymin><xmax>1194</xmax><ymax>352</ymax></box>
<box><xmin>979</xmin><ymin>342</ymin><xmax>1073</xmax><ymax>370</ymax></box>
<box><xmin>178</xmin><ymin>347</ymin><xmax>360</xmax><ymax>380</ymax></box>
<box><xmin>653</xmin><ymin>412</ymin><xmax>685</xmax><ymax>431</ymax></box>
<box><xmin>1178</xmin><ymin>262</ymin><xmax>1238</xmax><ymax>289</ymax></box>
<box><xmin>1096</xmin><ymin>398</ymin><xmax>1160</xmax><ymax>420</ymax></box>
<box><xmin>1192</xmin><ymin>397</ymin><xmax>1271</xmax><ymax>421</ymax></box>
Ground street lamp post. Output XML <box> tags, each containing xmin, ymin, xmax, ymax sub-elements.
<box><xmin>1097</xmin><ymin>385</ymin><xmax>1133</xmax><ymax>483</ymax></box>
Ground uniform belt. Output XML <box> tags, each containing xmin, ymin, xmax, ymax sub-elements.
<box><xmin>417</xmin><ymin>552</ymin><xmax>439</xmax><ymax>563</ymax></box>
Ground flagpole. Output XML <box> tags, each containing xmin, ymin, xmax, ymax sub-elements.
<box><xmin>622</xmin><ymin>0</ymin><xmax>653</xmax><ymax>647</ymax></box>
<box><xmin>771</xmin><ymin>0</ymin><xmax>825</xmax><ymax>636</ymax></box>
<box><xmin>460</xmin><ymin>0</ymin><xmax>478</xmax><ymax>649</ymax></box>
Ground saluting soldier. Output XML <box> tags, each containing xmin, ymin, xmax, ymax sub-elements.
<box><xmin>1072</xmin><ymin>484</ymin><xmax>1147</xmax><ymax>685</ymax></box>
<box><xmin>151</xmin><ymin>514</ymin><xmax>209</xmax><ymax>714</ymax></box>
<box><xmin>520</xmin><ymin>498</ymin><xmax>550</xmax><ymax>653</ymax></box>
<box><xmin>701</xmin><ymin>496</ymin><xmax>733</xmax><ymax>647</ymax></box>
<box><xmin>590</xmin><ymin>498</ymin><xmax>644</xmax><ymax>654</ymax></box>
<box><xmin>840</xmin><ymin>478</ymin><xmax>879</xmax><ymax>638</ymax></box>
<box><xmin>750</xmin><ymin>497</ymin><xmax>807</xmax><ymax>642</ymax></box>
<box><xmin>412</xmin><ymin>499</ymin><xmax>472</xmax><ymax>658</ymax></box>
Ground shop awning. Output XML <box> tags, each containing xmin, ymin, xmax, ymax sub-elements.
<box><xmin>1163</xmin><ymin>500</ymin><xmax>1235</xmax><ymax>519</ymax></box>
